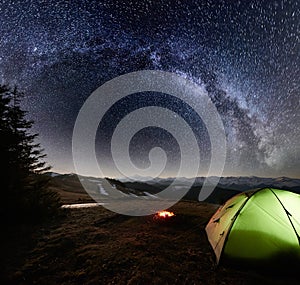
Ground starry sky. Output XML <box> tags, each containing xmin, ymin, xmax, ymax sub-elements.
<box><xmin>0</xmin><ymin>0</ymin><xmax>299</xmax><ymax>178</ymax></box>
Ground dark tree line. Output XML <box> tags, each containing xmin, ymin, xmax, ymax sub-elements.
<box><xmin>0</xmin><ymin>85</ymin><xmax>61</xmax><ymax>223</ymax></box>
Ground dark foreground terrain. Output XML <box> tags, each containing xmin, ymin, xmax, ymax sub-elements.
<box><xmin>1</xmin><ymin>199</ymin><xmax>299</xmax><ymax>285</ymax></box>
<box><xmin>1</xmin><ymin>175</ymin><xmax>300</xmax><ymax>284</ymax></box>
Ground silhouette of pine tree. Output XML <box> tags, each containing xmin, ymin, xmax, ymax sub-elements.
<box><xmin>0</xmin><ymin>85</ymin><xmax>61</xmax><ymax>223</ymax></box>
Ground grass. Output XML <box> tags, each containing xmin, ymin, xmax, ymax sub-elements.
<box><xmin>1</xmin><ymin>200</ymin><xmax>299</xmax><ymax>284</ymax></box>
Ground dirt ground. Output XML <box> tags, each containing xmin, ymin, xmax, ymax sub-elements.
<box><xmin>1</xmin><ymin>200</ymin><xmax>299</xmax><ymax>285</ymax></box>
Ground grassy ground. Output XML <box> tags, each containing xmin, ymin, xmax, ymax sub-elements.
<box><xmin>1</xmin><ymin>200</ymin><xmax>299</xmax><ymax>285</ymax></box>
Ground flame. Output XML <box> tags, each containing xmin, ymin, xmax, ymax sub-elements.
<box><xmin>157</xmin><ymin>210</ymin><xmax>175</xmax><ymax>218</ymax></box>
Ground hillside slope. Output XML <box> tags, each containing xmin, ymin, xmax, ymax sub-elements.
<box><xmin>2</xmin><ymin>201</ymin><xmax>299</xmax><ymax>284</ymax></box>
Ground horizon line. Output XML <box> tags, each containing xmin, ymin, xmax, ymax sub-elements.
<box><xmin>46</xmin><ymin>171</ymin><xmax>300</xmax><ymax>180</ymax></box>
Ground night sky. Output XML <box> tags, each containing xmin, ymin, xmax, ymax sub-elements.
<box><xmin>0</xmin><ymin>0</ymin><xmax>299</xmax><ymax>178</ymax></box>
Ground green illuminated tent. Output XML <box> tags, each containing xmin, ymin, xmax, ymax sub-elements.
<box><xmin>206</xmin><ymin>188</ymin><xmax>300</xmax><ymax>266</ymax></box>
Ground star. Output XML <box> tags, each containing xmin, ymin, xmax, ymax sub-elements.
<box><xmin>0</xmin><ymin>0</ymin><xmax>299</xmax><ymax>178</ymax></box>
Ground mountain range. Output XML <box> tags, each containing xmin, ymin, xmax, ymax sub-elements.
<box><xmin>46</xmin><ymin>172</ymin><xmax>300</xmax><ymax>205</ymax></box>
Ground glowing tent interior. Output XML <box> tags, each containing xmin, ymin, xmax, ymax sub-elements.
<box><xmin>206</xmin><ymin>188</ymin><xmax>300</xmax><ymax>266</ymax></box>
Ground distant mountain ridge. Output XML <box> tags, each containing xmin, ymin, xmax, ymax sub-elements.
<box><xmin>46</xmin><ymin>172</ymin><xmax>300</xmax><ymax>205</ymax></box>
<box><xmin>117</xmin><ymin>175</ymin><xmax>300</xmax><ymax>192</ymax></box>
<box><xmin>46</xmin><ymin>172</ymin><xmax>300</xmax><ymax>192</ymax></box>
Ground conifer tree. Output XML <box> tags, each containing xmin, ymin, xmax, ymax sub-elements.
<box><xmin>0</xmin><ymin>85</ymin><xmax>60</xmax><ymax>222</ymax></box>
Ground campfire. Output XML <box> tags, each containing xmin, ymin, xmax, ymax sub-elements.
<box><xmin>154</xmin><ymin>210</ymin><xmax>175</xmax><ymax>220</ymax></box>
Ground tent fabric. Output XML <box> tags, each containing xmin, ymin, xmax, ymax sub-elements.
<box><xmin>205</xmin><ymin>188</ymin><xmax>300</xmax><ymax>264</ymax></box>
